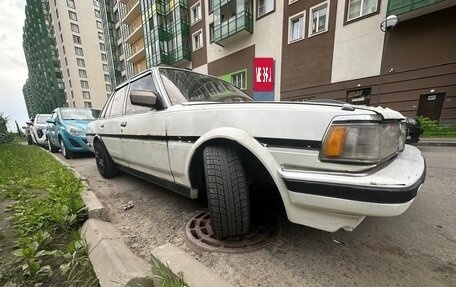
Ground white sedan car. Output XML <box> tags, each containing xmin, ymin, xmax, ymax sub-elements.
<box><xmin>31</xmin><ymin>114</ymin><xmax>51</xmax><ymax>147</ymax></box>
<box><xmin>86</xmin><ymin>67</ymin><xmax>426</xmax><ymax>239</ymax></box>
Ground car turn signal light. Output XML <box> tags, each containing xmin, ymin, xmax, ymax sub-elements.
<box><xmin>324</xmin><ymin>126</ymin><xmax>347</xmax><ymax>157</ymax></box>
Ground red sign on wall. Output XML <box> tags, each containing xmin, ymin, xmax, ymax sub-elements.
<box><xmin>253</xmin><ymin>58</ymin><xmax>274</xmax><ymax>92</ymax></box>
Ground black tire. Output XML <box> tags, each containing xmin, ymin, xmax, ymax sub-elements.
<box><xmin>27</xmin><ymin>134</ymin><xmax>33</xmax><ymax>145</ymax></box>
<box><xmin>203</xmin><ymin>145</ymin><xmax>250</xmax><ymax>239</ymax></box>
<box><xmin>94</xmin><ymin>140</ymin><xmax>118</xmax><ymax>178</ymax></box>
<box><xmin>60</xmin><ymin>138</ymin><xmax>73</xmax><ymax>159</ymax></box>
<box><xmin>48</xmin><ymin>137</ymin><xmax>59</xmax><ymax>153</ymax></box>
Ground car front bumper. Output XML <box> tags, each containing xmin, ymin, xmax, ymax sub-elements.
<box><xmin>278</xmin><ymin>145</ymin><xmax>426</xmax><ymax>231</ymax></box>
<box><xmin>62</xmin><ymin>132</ymin><xmax>90</xmax><ymax>153</ymax></box>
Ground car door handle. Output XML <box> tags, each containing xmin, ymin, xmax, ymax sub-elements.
<box><xmin>120</xmin><ymin>121</ymin><xmax>127</xmax><ymax>127</ymax></box>
<box><xmin>99</xmin><ymin>123</ymin><xmax>104</xmax><ymax>128</ymax></box>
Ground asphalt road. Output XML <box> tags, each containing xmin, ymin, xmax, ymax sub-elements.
<box><xmin>57</xmin><ymin>146</ymin><xmax>456</xmax><ymax>287</ymax></box>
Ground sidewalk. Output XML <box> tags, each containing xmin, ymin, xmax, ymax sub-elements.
<box><xmin>415</xmin><ymin>137</ymin><xmax>456</xmax><ymax>147</ymax></box>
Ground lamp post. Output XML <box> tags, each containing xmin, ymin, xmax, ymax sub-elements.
<box><xmin>377</xmin><ymin>15</ymin><xmax>399</xmax><ymax>106</ymax></box>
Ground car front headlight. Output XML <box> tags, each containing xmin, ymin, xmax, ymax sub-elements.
<box><xmin>321</xmin><ymin>119</ymin><xmax>404</xmax><ymax>164</ymax></box>
<box><xmin>65</xmin><ymin>125</ymin><xmax>85</xmax><ymax>136</ymax></box>
<box><xmin>406</xmin><ymin>117</ymin><xmax>418</xmax><ymax>125</ymax></box>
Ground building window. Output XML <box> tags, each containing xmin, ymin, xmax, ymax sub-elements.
<box><xmin>79</xmin><ymin>69</ymin><xmax>87</xmax><ymax>78</ymax></box>
<box><xmin>70</xmin><ymin>23</ymin><xmax>79</xmax><ymax>33</ymax></box>
<box><xmin>101</xmin><ymin>53</ymin><xmax>107</xmax><ymax>61</ymax></box>
<box><xmin>94</xmin><ymin>9</ymin><xmax>101</xmax><ymax>18</ymax></box>
<box><xmin>289</xmin><ymin>0</ymin><xmax>299</xmax><ymax>4</ymax></box>
<box><xmin>347</xmin><ymin>0</ymin><xmax>378</xmax><ymax>21</ymax></box>
<box><xmin>58</xmin><ymin>21</ymin><xmax>61</xmax><ymax>31</ymax></box>
<box><xmin>71</xmin><ymin>90</ymin><xmax>74</xmax><ymax>98</ymax></box>
<box><xmin>83</xmin><ymin>91</ymin><xmax>91</xmax><ymax>99</ymax></box>
<box><xmin>63</xmin><ymin>45</ymin><xmax>66</xmax><ymax>54</ymax></box>
<box><xmin>208</xmin><ymin>0</ymin><xmax>214</xmax><ymax>13</ymax></box>
<box><xmin>69</xmin><ymin>79</ymin><xmax>72</xmax><ymax>88</ymax></box>
<box><xmin>76</xmin><ymin>58</ymin><xmax>85</xmax><ymax>67</ymax></box>
<box><xmin>68</xmin><ymin>11</ymin><xmax>77</xmax><ymax>21</ymax></box>
<box><xmin>288</xmin><ymin>11</ymin><xmax>305</xmax><ymax>43</ymax></box>
<box><xmin>96</xmin><ymin>20</ymin><xmax>103</xmax><ymax>29</ymax></box>
<box><xmin>191</xmin><ymin>2</ymin><xmax>202</xmax><ymax>25</ymax></box>
<box><xmin>192</xmin><ymin>29</ymin><xmax>203</xmax><ymax>51</ymax></box>
<box><xmin>84</xmin><ymin>101</ymin><xmax>92</xmax><ymax>108</ymax></box>
<box><xmin>231</xmin><ymin>71</ymin><xmax>246</xmax><ymax>90</ymax></box>
<box><xmin>72</xmin><ymin>35</ymin><xmax>81</xmax><ymax>44</ymax></box>
<box><xmin>309</xmin><ymin>2</ymin><xmax>328</xmax><ymax>36</ymax></box>
<box><xmin>67</xmin><ymin>0</ymin><xmax>75</xmax><ymax>9</ymax></box>
<box><xmin>81</xmin><ymin>80</ymin><xmax>89</xmax><ymax>89</ymax></box>
<box><xmin>75</xmin><ymin>47</ymin><xmax>84</xmax><ymax>56</ymax></box>
<box><xmin>99</xmin><ymin>43</ymin><xmax>105</xmax><ymax>51</ymax></box>
<box><xmin>104</xmin><ymin>74</ymin><xmax>110</xmax><ymax>82</ymax></box>
<box><xmin>102</xmin><ymin>64</ymin><xmax>109</xmax><ymax>72</ymax></box>
<box><xmin>105</xmin><ymin>84</ymin><xmax>111</xmax><ymax>92</ymax></box>
<box><xmin>209</xmin><ymin>23</ymin><xmax>214</xmax><ymax>43</ymax></box>
<box><xmin>98</xmin><ymin>32</ymin><xmax>104</xmax><ymax>40</ymax></box>
<box><xmin>257</xmin><ymin>0</ymin><xmax>274</xmax><ymax>18</ymax></box>
<box><xmin>93</xmin><ymin>0</ymin><xmax>100</xmax><ymax>7</ymax></box>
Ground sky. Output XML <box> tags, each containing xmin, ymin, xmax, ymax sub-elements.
<box><xmin>0</xmin><ymin>0</ymin><xmax>28</xmax><ymax>131</ymax></box>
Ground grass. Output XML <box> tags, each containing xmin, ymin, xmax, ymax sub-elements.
<box><xmin>418</xmin><ymin>116</ymin><xmax>456</xmax><ymax>138</ymax></box>
<box><xmin>149</xmin><ymin>257</ymin><xmax>188</xmax><ymax>287</ymax></box>
<box><xmin>0</xmin><ymin>143</ymin><xmax>98</xmax><ymax>286</ymax></box>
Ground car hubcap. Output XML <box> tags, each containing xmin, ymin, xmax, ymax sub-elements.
<box><xmin>94</xmin><ymin>145</ymin><xmax>104</xmax><ymax>172</ymax></box>
<box><xmin>61</xmin><ymin>140</ymin><xmax>66</xmax><ymax>156</ymax></box>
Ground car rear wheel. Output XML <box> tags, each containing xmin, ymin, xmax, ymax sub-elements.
<box><xmin>48</xmin><ymin>138</ymin><xmax>58</xmax><ymax>153</ymax></box>
<box><xmin>60</xmin><ymin>138</ymin><xmax>72</xmax><ymax>159</ymax></box>
<box><xmin>27</xmin><ymin>134</ymin><xmax>33</xmax><ymax>145</ymax></box>
<box><xmin>203</xmin><ymin>145</ymin><xmax>250</xmax><ymax>239</ymax></box>
<box><xmin>94</xmin><ymin>140</ymin><xmax>118</xmax><ymax>178</ymax></box>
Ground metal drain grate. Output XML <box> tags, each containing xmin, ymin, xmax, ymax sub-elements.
<box><xmin>184</xmin><ymin>210</ymin><xmax>280</xmax><ymax>253</ymax></box>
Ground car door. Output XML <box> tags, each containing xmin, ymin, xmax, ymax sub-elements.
<box><xmin>99</xmin><ymin>84</ymin><xmax>129</xmax><ymax>166</ymax></box>
<box><xmin>120</xmin><ymin>73</ymin><xmax>173</xmax><ymax>182</ymax></box>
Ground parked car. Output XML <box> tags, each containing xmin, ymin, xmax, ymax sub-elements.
<box><xmin>46</xmin><ymin>108</ymin><xmax>98</xmax><ymax>159</ymax></box>
<box><xmin>405</xmin><ymin>117</ymin><xmax>423</xmax><ymax>144</ymax></box>
<box><xmin>30</xmin><ymin>114</ymin><xmax>51</xmax><ymax>147</ymax></box>
<box><xmin>86</xmin><ymin>67</ymin><xmax>426</xmax><ymax>239</ymax></box>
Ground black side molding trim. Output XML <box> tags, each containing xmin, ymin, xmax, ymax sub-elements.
<box><xmin>283</xmin><ymin>167</ymin><xmax>426</xmax><ymax>204</ymax></box>
<box><xmin>255</xmin><ymin>138</ymin><xmax>321</xmax><ymax>150</ymax></box>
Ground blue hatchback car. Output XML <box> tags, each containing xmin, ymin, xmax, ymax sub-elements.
<box><xmin>46</xmin><ymin>108</ymin><xmax>99</xmax><ymax>159</ymax></box>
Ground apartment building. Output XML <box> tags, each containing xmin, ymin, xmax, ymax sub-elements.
<box><xmin>48</xmin><ymin>0</ymin><xmax>113</xmax><ymax>109</ymax></box>
<box><xmin>22</xmin><ymin>0</ymin><xmax>66</xmax><ymax>117</ymax></box>
<box><xmin>110</xmin><ymin>0</ymin><xmax>455</xmax><ymax>123</ymax></box>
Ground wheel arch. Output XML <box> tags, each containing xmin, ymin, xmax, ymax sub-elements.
<box><xmin>185</xmin><ymin>127</ymin><xmax>291</xmax><ymax>208</ymax></box>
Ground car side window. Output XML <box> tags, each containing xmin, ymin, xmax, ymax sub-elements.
<box><xmin>108</xmin><ymin>85</ymin><xmax>128</xmax><ymax>118</ymax></box>
<box><xmin>52</xmin><ymin>111</ymin><xmax>60</xmax><ymax>125</ymax></box>
<box><xmin>125</xmin><ymin>74</ymin><xmax>159</xmax><ymax>115</ymax></box>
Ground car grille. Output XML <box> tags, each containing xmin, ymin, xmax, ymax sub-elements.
<box><xmin>69</xmin><ymin>139</ymin><xmax>81</xmax><ymax>147</ymax></box>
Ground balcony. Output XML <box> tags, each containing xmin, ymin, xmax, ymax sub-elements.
<box><xmin>125</xmin><ymin>24</ymin><xmax>143</xmax><ymax>45</ymax></box>
<box><xmin>127</xmin><ymin>46</ymin><xmax>145</xmax><ymax>64</ymax></box>
<box><xmin>387</xmin><ymin>0</ymin><xmax>455</xmax><ymax>20</ymax></box>
<box><xmin>122</xmin><ymin>0</ymin><xmax>141</xmax><ymax>25</ymax></box>
<box><xmin>160</xmin><ymin>46</ymin><xmax>191</xmax><ymax>65</ymax></box>
<box><xmin>213</xmin><ymin>0</ymin><xmax>253</xmax><ymax>46</ymax></box>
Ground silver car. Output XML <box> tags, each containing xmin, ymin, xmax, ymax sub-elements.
<box><xmin>86</xmin><ymin>67</ymin><xmax>426</xmax><ymax>239</ymax></box>
<box><xmin>31</xmin><ymin>114</ymin><xmax>51</xmax><ymax>147</ymax></box>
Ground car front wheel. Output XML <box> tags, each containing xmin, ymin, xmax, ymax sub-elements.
<box><xmin>203</xmin><ymin>145</ymin><xmax>250</xmax><ymax>239</ymax></box>
<box><xmin>60</xmin><ymin>138</ymin><xmax>72</xmax><ymax>159</ymax></box>
<box><xmin>94</xmin><ymin>140</ymin><xmax>118</xmax><ymax>178</ymax></box>
<box><xmin>48</xmin><ymin>137</ymin><xmax>59</xmax><ymax>153</ymax></box>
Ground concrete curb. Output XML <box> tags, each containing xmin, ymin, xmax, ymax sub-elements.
<box><xmin>151</xmin><ymin>243</ymin><xmax>234</xmax><ymax>287</ymax></box>
<box><xmin>46</xmin><ymin>151</ymin><xmax>154</xmax><ymax>287</ymax></box>
<box><xmin>415</xmin><ymin>141</ymin><xmax>456</xmax><ymax>147</ymax></box>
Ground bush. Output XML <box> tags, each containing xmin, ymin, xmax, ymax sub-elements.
<box><xmin>0</xmin><ymin>113</ymin><xmax>13</xmax><ymax>144</ymax></box>
<box><xmin>418</xmin><ymin>116</ymin><xmax>456</xmax><ymax>137</ymax></box>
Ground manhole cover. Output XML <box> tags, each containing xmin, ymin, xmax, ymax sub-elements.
<box><xmin>184</xmin><ymin>210</ymin><xmax>280</xmax><ymax>253</ymax></box>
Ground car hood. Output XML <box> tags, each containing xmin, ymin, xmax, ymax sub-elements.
<box><xmin>180</xmin><ymin>101</ymin><xmax>405</xmax><ymax>120</ymax></box>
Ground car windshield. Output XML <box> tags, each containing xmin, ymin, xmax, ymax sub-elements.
<box><xmin>159</xmin><ymin>68</ymin><xmax>253</xmax><ymax>105</ymax></box>
<box><xmin>36</xmin><ymin>114</ymin><xmax>51</xmax><ymax>124</ymax></box>
<box><xmin>60</xmin><ymin>108</ymin><xmax>97</xmax><ymax>120</ymax></box>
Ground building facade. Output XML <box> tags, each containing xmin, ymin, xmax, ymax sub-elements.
<box><xmin>22</xmin><ymin>0</ymin><xmax>66</xmax><ymax>117</ymax></box>
<box><xmin>109</xmin><ymin>0</ymin><xmax>455</xmax><ymax>123</ymax></box>
<box><xmin>48</xmin><ymin>0</ymin><xmax>113</xmax><ymax>109</ymax></box>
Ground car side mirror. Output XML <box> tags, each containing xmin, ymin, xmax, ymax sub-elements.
<box><xmin>130</xmin><ymin>90</ymin><xmax>157</xmax><ymax>107</ymax></box>
<box><xmin>26</xmin><ymin>120</ymin><xmax>33</xmax><ymax>125</ymax></box>
<box><xmin>46</xmin><ymin>118</ymin><xmax>56</xmax><ymax>124</ymax></box>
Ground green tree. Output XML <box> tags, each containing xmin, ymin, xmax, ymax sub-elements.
<box><xmin>0</xmin><ymin>113</ymin><xmax>13</xmax><ymax>143</ymax></box>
